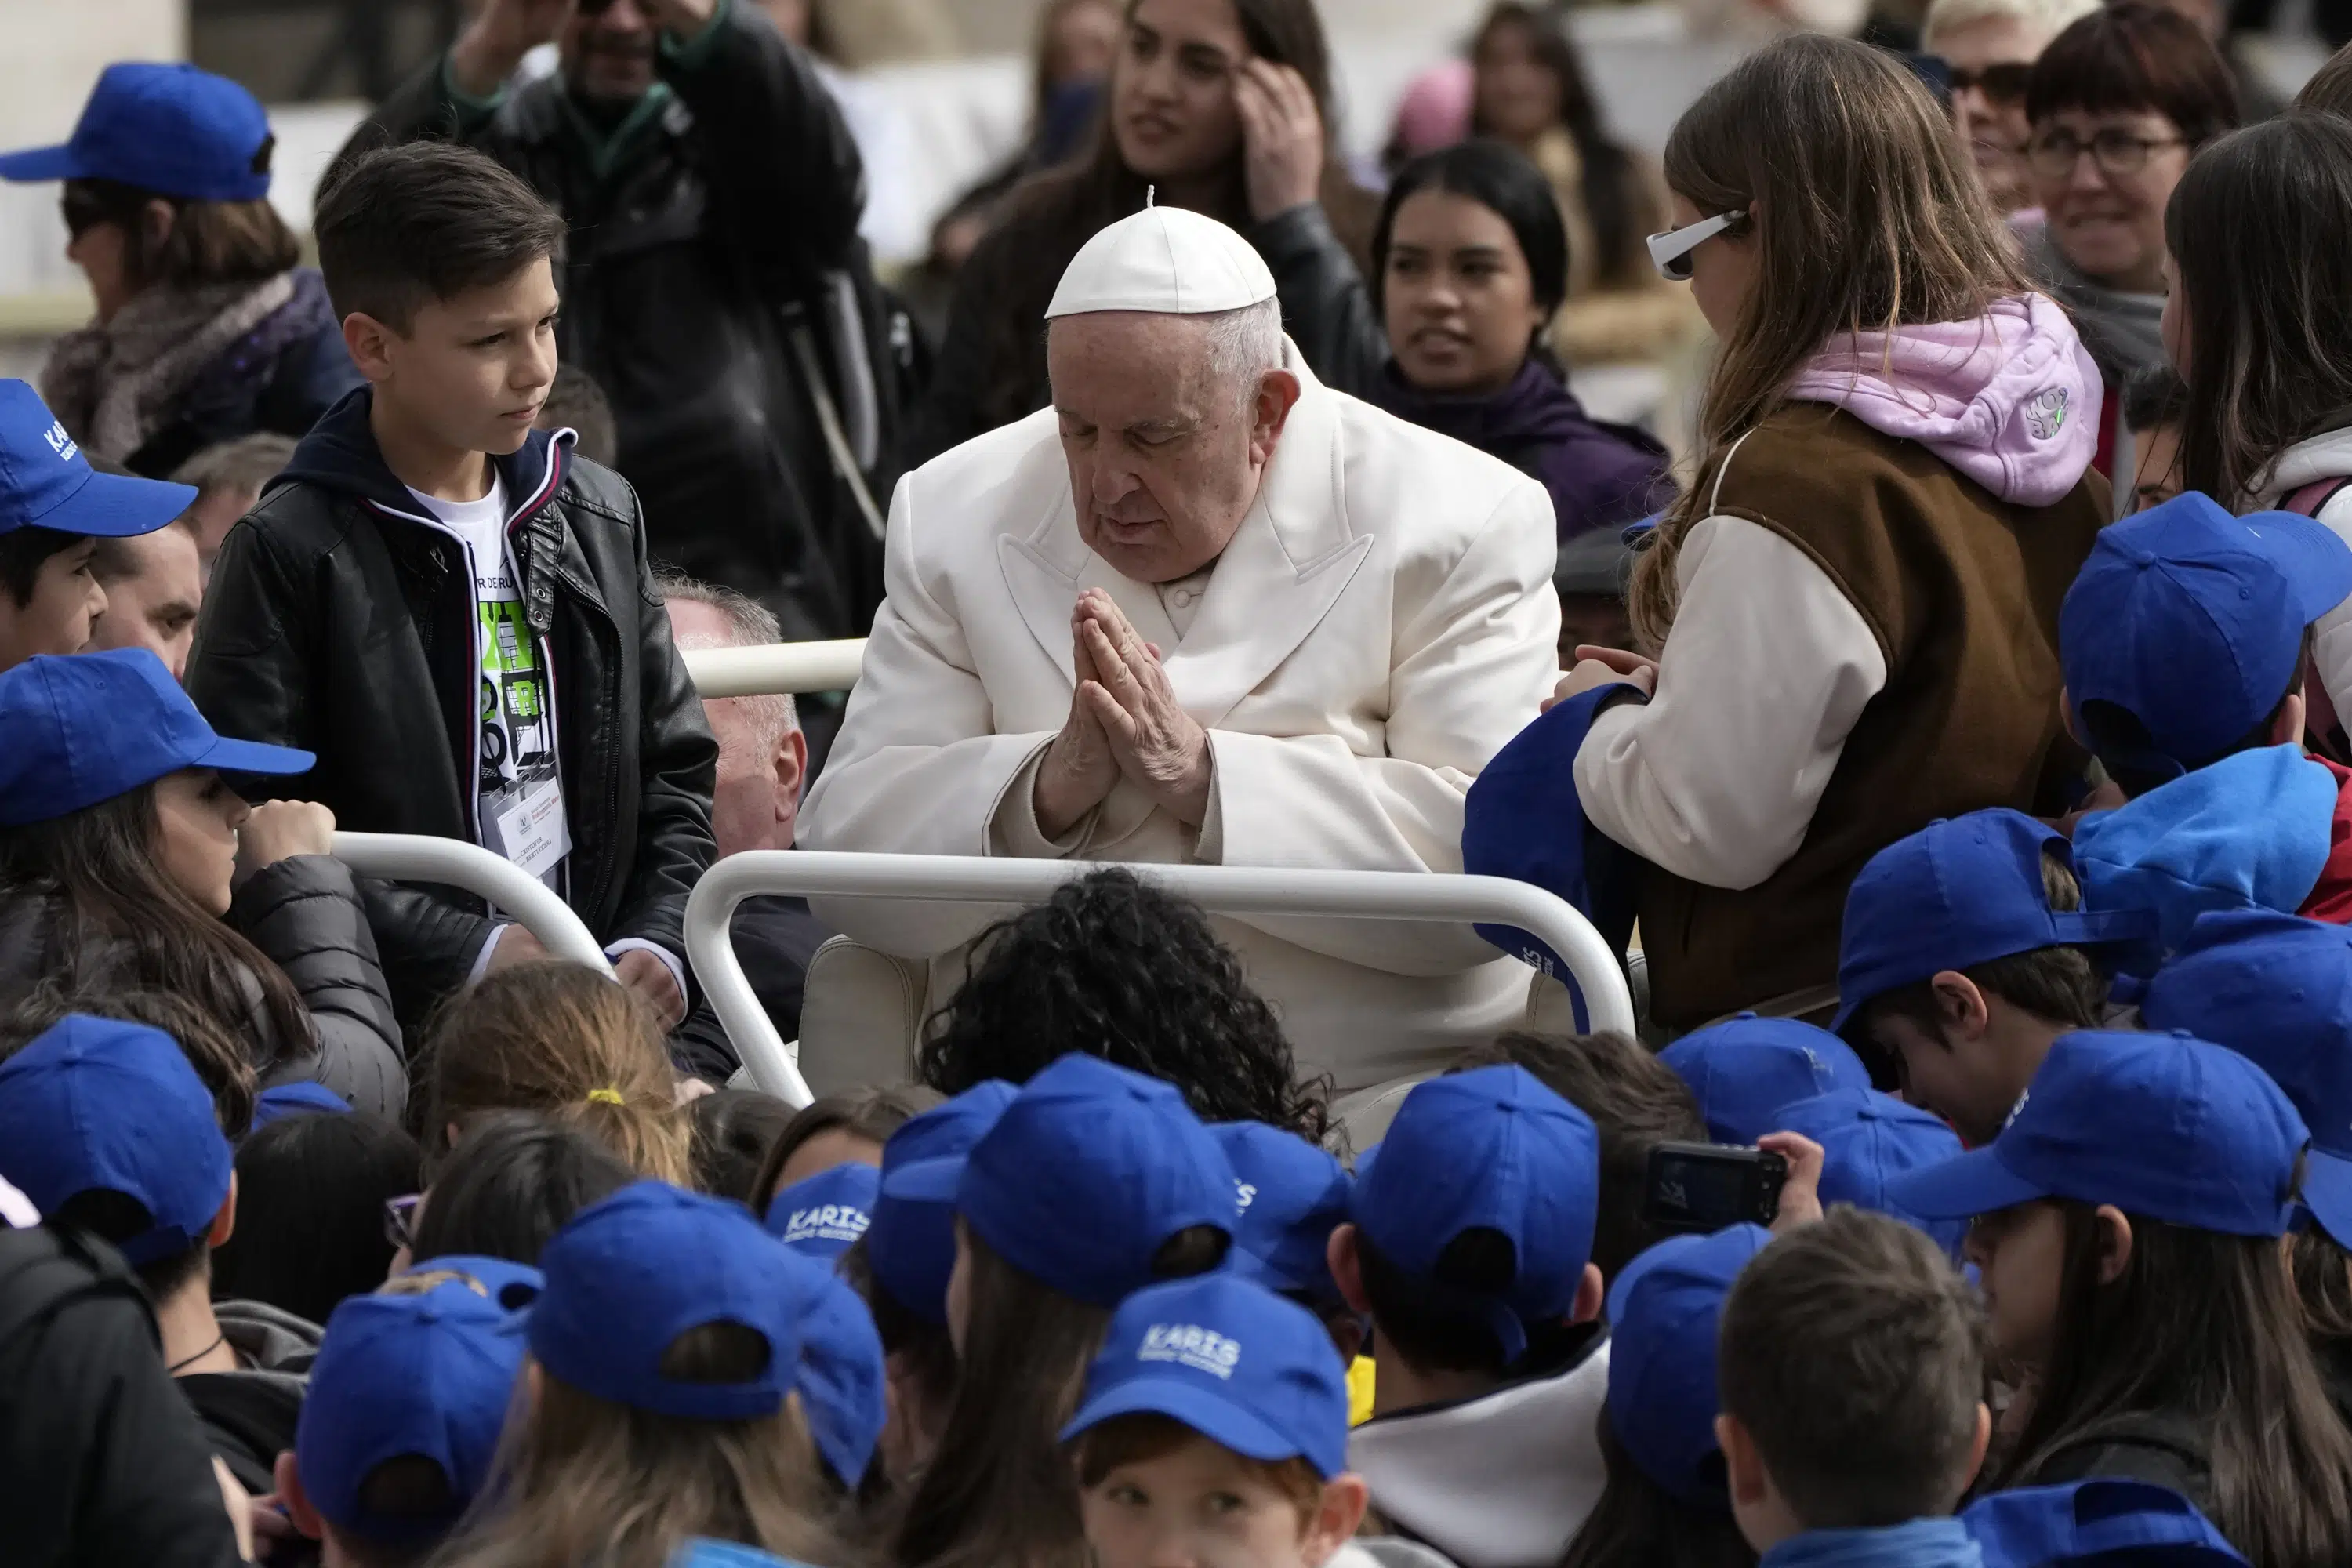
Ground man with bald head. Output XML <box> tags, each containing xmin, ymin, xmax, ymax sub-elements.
<box><xmin>800</xmin><ymin>207</ymin><xmax>1561</xmax><ymax>1090</ymax></box>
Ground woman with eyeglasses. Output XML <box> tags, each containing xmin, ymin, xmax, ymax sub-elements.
<box><xmin>1921</xmin><ymin>0</ymin><xmax>2101</xmax><ymax>216</ymax></box>
<box><xmin>1480</xmin><ymin>35</ymin><xmax>2107</xmax><ymax>1036</ymax></box>
<box><xmin>0</xmin><ymin>65</ymin><xmax>359</xmax><ymax>478</ymax></box>
<box><xmin>2020</xmin><ymin>5</ymin><xmax>2238</xmax><ymax>484</ymax></box>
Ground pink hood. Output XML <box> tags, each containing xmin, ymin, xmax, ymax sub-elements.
<box><xmin>1784</xmin><ymin>293</ymin><xmax>2101</xmax><ymax>506</ymax></box>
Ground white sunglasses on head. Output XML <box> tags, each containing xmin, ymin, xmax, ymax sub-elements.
<box><xmin>1646</xmin><ymin>208</ymin><xmax>1748</xmax><ymax>282</ymax></box>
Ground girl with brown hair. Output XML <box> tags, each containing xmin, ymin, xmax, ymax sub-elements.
<box><xmin>1490</xmin><ymin>34</ymin><xmax>2108</xmax><ymax>1033</ymax></box>
<box><xmin>419</xmin><ymin>961</ymin><xmax>692</xmax><ymax>1186</ymax></box>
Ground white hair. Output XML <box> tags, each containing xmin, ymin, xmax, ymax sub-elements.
<box><xmin>652</xmin><ymin>572</ymin><xmax>797</xmax><ymax>750</ymax></box>
<box><xmin>1199</xmin><ymin>299</ymin><xmax>1285</xmax><ymax>412</ymax></box>
<box><xmin>1922</xmin><ymin>0</ymin><xmax>2100</xmax><ymax>49</ymax></box>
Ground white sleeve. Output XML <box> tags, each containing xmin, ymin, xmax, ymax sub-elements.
<box><xmin>1573</xmin><ymin>515</ymin><xmax>1888</xmax><ymax>889</ymax></box>
<box><xmin>2310</xmin><ymin>492</ymin><xmax>2352</xmax><ymax>729</ymax></box>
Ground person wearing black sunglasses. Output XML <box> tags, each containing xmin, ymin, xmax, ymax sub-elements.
<box><xmin>1920</xmin><ymin>0</ymin><xmax>2099</xmax><ymax>214</ymax></box>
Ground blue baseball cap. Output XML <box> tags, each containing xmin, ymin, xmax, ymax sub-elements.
<box><xmin>1964</xmin><ymin>1479</ymin><xmax>2247</xmax><ymax>1566</ymax></box>
<box><xmin>867</xmin><ymin>1081</ymin><xmax>1017</xmax><ymax>1325</ymax></box>
<box><xmin>251</xmin><ymin>1081</ymin><xmax>352</xmax><ymax>1129</ymax></box>
<box><xmin>0</xmin><ymin>1014</ymin><xmax>231</xmax><ymax>1265</ymax></box>
<box><xmin>1604</xmin><ymin>1224</ymin><xmax>1771</xmax><ymax>1504</ymax></box>
<box><xmin>1769</xmin><ymin>1087</ymin><xmax>1968</xmax><ymax>1254</ymax></box>
<box><xmin>793</xmin><ymin>1265</ymin><xmax>886</xmax><ymax>1491</ymax></box>
<box><xmin>1062</xmin><ymin>1272</ymin><xmax>1351</xmax><ymax>1479</ymax></box>
<box><xmin>1348</xmin><ymin>1065</ymin><xmax>1600</xmax><ymax>1363</ymax></box>
<box><xmin>1887</xmin><ymin>1031</ymin><xmax>2307</xmax><ymax>1236</ymax></box>
<box><xmin>0</xmin><ymin>64</ymin><xmax>274</xmax><ymax>201</ymax></box>
<box><xmin>764</xmin><ymin>1162</ymin><xmax>878</xmax><ymax>1264</ymax></box>
<box><xmin>2140</xmin><ymin>907</ymin><xmax>2352</xmax><ymax>1250</ymax></box>
<box><xmin>883</xmin><ymin>1055</ymin><xmax>1235</xmax><ymax>1308</ymax></box>
<box><xmin>1661</xmin><ymin>1016</ymin><xmax>1873</xmax><ymax>1143</ymax></box>
<box><xmin>2061</xmin><ymin>492</ymin><xmax>2352</xmax><ymax>782</ymax></box>
<box><xmin>1213</xmin><ymin>1121</ymin><xmax>1351</xmax><ymax>1305</ymax></box>
<box><xmin>0</xmin><ymin>649</ymin><xmax>313</xmax><ymax>826</ymax></box>
<box><xmin>0</xmin><ymin>379</ymin><xmax>194</xmax><ymax>538</ymax></box>
<box><xmin>296</xmin><ymin>1276</ymin><xmax>534</xmax><ymax>1544</ymax></box>
<box><xmin>529</xmin><ymin>1181</ymin><xmax>815</xmax><ymax>1420</ymax></box>
<box><xmin>1833</xmin><ymin>811</ymin><xmax>2154</xmax><ymax>1034</ymax></box>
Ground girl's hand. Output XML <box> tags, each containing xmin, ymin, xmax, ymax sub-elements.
<box><xmin>1236</xmin><ymin>60</ymin><xmax>1325</xmax><ymax>220</ymax></box>
<box><xmin>1544</xmin><ymin>657</ymin><xmax>1656</xmax><ymax>713</ymax></box>
<box><xmin>234</xmin><ymin>800</ymin><xmax>337</xmax><ymax>884</ymax></box>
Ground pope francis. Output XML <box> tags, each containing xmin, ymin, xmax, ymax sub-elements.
<box><xmin>798</xmin><ymin>205</ymin><xmax>1562</xmax><ymax>1091</ymax></box>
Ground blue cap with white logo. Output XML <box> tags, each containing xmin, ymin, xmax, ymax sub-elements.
<box><xmin>296</xmin><ymin>1275</ymin><xmax>534</xmax><ymax>1544</ymax></box>
<box><xmin>1833</xmin><ymin>811</ymin><xmax>2154</xmax><ymax>1034</ymax></box>
<box><xmin>1770</xmin><ymin>1087</ymin><xmax>1968</xmax><ymax>1254</ymax></box>
<box><xmin>528</xmin><ymin>1181</ymin><xmax>815</xmax><ymax>1420</ymax></box>
<box><xmin>2140</xmin><ymin>907</ymin><xmax>2352</xmax><ymax>1251</ymax></box>
<box><xmin>2062</xmin><ymin>492</ymin><xmax>2352</xmax><ymax>782</ymax></box>
<box><xmin>764</xmin><ymin>1162</ymin><xmax>879</xmax><ymax>1265</ymax></box>
<box><xmin>793</xmin><ymin>1265</ymin><xmax>886</xmax><ymax>1491</ymax></box>
<box><xmin>867</xmin><ymin>1081</ymin><xmax>1017</xmax><ymax>1325</ymax></box>
<box><xmin>1963</xmin><ymin>1479</ymin><xmax>2247</xmax><ymax>1566</ymax></box>
<box><xmin>0</xmin><ymin>379</ymin><xmax>194</xmax><ymax>538</ymax></box>
<box><xmin>0</xmin><ymin>649</ymin><xmax>314</xmax><ymax>827</ymax></box>
<box><xmin>882</xmin><ymin>1055</ymin><xmax>1235</xmax><ymax>1309</ymax></box>
<box><xmin>1348</xmin><ymin>1065</ymin><xmax>1600</xmax><ymax>1363</ymax></box>
<box><xmin>1062</xmin><ymin>1272</ymin><xmax>1351</xmax><ymax>1479</ymax></box>
<box><xmin>1212</xmin><ymin>1121</ymin><xmax>1351</xmax><ymax>1306</ymax></box>
<box><xmin>0</xmin><ymin>64</ymin><xmax>274</xmax><ymax>201</ymax></box>
<box><xmin>1605</xmin><ymin>1224</ymin><xmax>1770</xmax><ymax>1504</ymax></box>
<box><xmin>0</xmin><ymin>1014</ymin><xmax>231</xmax><ymax>1265</ymax></box>
<box><xmin>1661</xmin><ymin>1015</ymin><xmax>1873</xmax><ymax>1143</ymax></box>
<box><xmin>1887</xmin><ymin>1031</ymin><xmax>2307</xmax><ymax>1236</ymax></box>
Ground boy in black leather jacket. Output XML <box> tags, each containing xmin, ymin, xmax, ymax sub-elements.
<box><xmin>186</xmin><ymin>140</ymin><xmax>717</xmax><ymax>1037</ymax></box>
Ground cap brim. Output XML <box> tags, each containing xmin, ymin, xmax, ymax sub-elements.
<box><xmin>37</xmin><ymin>468</ymin><xmax>198</xmax><ymax>539</ymax></box>
<box><xmin>195</xmin><ymin>735</ymin><xmax>316</xmax><ymax>777</ymax></box>
<box><xmin>2245</xmin><ymin>510</ymin><xmax>2352</xmax><ymax>622</ymax></box>
<box><xmin>2302</xmin><ymin>1149</ymin><xmax>2352</xmax><ymax>1252</ymax></box>
<box><xmin>1061</xmin><ymin>1378</ymin><xmax>1314</xmax><ymax>1470</ymax></box>
<box><xmin>1884</xmin><ymin>1147</ymin><xmax>2047</xmax><ymax>1221</ymax></box>
<box><xmin>880</xmin><ymin>1153</ymin><xmax>966</xmax><ymax>1203</ymax></box>
<box><xmin>0</xmin><ymin>144</ymin><xmax>84</xmax><ymax>183</ymax></box>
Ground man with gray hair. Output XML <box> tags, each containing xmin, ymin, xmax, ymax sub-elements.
<box><xmin>659</xmin><ymin>572</ymin><xmax>826</xmax><ymax>1078</ymax></box>
<box><xmin>801</xmin><ymin>205</ymin><xmax>1562</xmax><ymax>1091</ymax></box>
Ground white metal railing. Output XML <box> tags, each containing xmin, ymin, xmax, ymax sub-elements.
<box><xmin>331</xmin><ymin>832</ymin><xmax>614</xmax><ymax>975</ymax></box>
<box><xmin>683</xmin><ymin>640</ymin><xmax>866</xmax><ymax>698</ymax></box>
<box><xmin>686</xmin><ymin>851</ymin><xmax>1635</xmax><ymax>1106</ymax></box>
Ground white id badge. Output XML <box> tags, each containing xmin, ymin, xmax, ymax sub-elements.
<box><xmin>486</xmin><ymin>772</ymin><xmax>572</xmax><ymax>880</ymax></box>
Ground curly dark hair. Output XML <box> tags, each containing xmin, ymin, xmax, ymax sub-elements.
<box><xmin>917</xmin><ymin>868</ymin><xmax>1328</xmax><ymax>1142</ymax></box>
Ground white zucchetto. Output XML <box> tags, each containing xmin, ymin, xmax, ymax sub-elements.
<box><xmin>1044</xmin><ymin>202</ymin><xmax>1278</xmax><ymax>320</ymax></box>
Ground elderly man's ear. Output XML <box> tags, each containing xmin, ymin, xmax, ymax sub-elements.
<box><xmin>1250</xmin><ymin>369</ymin><xmax>1303</xmax><ymax>468</ymax></box>
<box><xmin>773</xmin><ymin>723</ymin><xmax>808</xmax><ymax>844</ymax></box>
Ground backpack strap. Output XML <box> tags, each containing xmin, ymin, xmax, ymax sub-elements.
<box><xmin>2285</xmin><ymin>477</ymin><xmax>2352</xmax><ymax>517</ymax></box>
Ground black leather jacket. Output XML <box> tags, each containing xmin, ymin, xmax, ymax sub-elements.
<box><xmin>350</xmin><ymin>1</ymin><xmax>913</xmax><ymax>641</ymax></box>
<box><xmin>185</xmin><ymin>390</ymin><xmax>718</xmax><ymax>1033</ymax></box>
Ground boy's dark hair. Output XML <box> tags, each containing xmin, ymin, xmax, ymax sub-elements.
<box><xmin>2122</xmin><ymin>363</ymin><xmax>2186</xmax><ymax>435</ymax></box>
<box><xmin>1718</xmin><ymin>1209</ymin><xmax>1984</xmax><ymax>1530</ymax></box>
<box><xmin>537</xmin><ymin>362</ymin><xmax>619</xmax><ymax>470</ymax></box>
<box><xmin>1854</xmin><ymin>851</ymin><xmax>2107</xmax><ymax>1044</ymax></box>
<box><xmin>208</xmin><ymin>1110</ymin><xmax>421</xmax><ymax>1327</ymax></box>
<box><xmin>688</xmin><ymin>1087</ymin><xmax>798</xmax><ymax>1207</ymax></box>
<box><xmin>314</xmin><ymin>140</ymin><xmax>567</xmax><ymax>332</ymax></box>
<box><xmin>0</xmin><ymin>526</ymin><xmax>87</xmax><ymax>610</ymax></box>
<box><xmin>1461</xmin><ymin>1031</ymin><xmax>1704</xmax><ymax>1281</ymax></box>
<box><xmin>1356</xmin><ymin>1226</ymin><xmax>1584</xmax><ymax>1381</ymax></box>
<box><xmin>408</xmin><ymin>1111</ymin><xmax>633</xmax><ymax>1268</ymax></box>
<box><xmin>2080</xmin><ymin>630</ymin><xmax>2313</xmax><ymax>799</ymax></box>
<box><xmin>49</xmin><ymin>1187</ymin><xmax>212</xmax><ymax>1302</ymax></box>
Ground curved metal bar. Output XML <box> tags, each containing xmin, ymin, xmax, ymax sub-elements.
<box><xmin>332</xmin><ymin>831</ymin><xmax>613</xmax><ymax>975</ymax></box>
<box><xmin>682</xmin><ymin>640</ymin><xmax>867</xmax><ymax>698</ymax></box>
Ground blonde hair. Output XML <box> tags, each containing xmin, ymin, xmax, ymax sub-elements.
<box><xmin>422</xmin><ymin>962</ymin><xmax>692</xmax><ymax>1186</ymax></box>
<box><xmin>426</xmin><ymin>1327</ymin><xmax>851</xmax><ymax>1568</ymax></box>
<box><xmin>1631</xmin><ymin>35</ymin><xmax>2028</xmax><ymax>650</ymax></box>
<box><xmin>1921</xmin><ymin>0</ymin><xmax>2100</xmax><ymax>51</ymax></box>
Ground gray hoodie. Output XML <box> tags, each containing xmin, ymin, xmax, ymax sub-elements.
<box><xmin>179</xmin><ymin>1298</ymin><xmax>321</xmax><ymax>1495</ymax></box>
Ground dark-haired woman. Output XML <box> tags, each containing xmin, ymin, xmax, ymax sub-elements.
<box><xmin>0</xmin><ymin>649</ymin><xmax>404</xmax><ymax>1119</ymax></box>
<box><xmin>0</xmin><ymin>65</ymin><xmax>359</xmax><ymax>477</ymax></box>
<box><xmin>909</xmin><ymin>0</ymin><xmax>1374</xmax><ymax>460</ymax></box>
<box><xmin>1261</xmin><ymin>139</ymin><xmax>1671</xmax><ymax>550</ymax></box>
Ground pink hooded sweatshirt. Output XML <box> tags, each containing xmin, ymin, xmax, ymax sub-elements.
<box><xmin>1784</xmin><ymin>292</ymin><xmax>2101</xmax><ymax>507</ymax></box>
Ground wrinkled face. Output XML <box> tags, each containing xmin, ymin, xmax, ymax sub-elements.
<box><xmin>1934</xmin><ymin>15</ymin><xmax>2049</xmax><ymax>215</ymax></box>
<box><xmin>0</xmin><ymin>535</ymin><xmax>107</xmax><ymax>673</ymax></box>
<box><xmin>564</xmin><ymin>0</ymin><xmax>660</xmax><ymax>107</ymax></box>
<box><xmin>87</xmin><ymin>525</ymin><xmax>203</xmax><ymax>680</ymax></box>
<box><xmin>2032</xmin><ymin>107</ymin><xmax>2191</xmax><ymax>294</ymax></box>
<box><xmin>665</xmin><ymin>597</ymin><xmax>803</xmax><ymax>859</ymax></box>
<box><xmin>152</xmin><ymin>766</ymin><xmax>249</xmax><ymax>917</ymax></box>
<box><xmin>1383</xmin><ymin>187</ymin><xmax>1548</xmax><ymax>397</ymax></box>
<box><xmin>1080</xmin><ymin>1435</ymin><xmax>1316</xmax><ymax>1568</ymax></box>
<box><xmin>360</xmin><ymin>260</ymin><xmax>560</xmax><ymax>463</ymax></box>
<box><xmin>1472</xmin><ymin>16</ymin><xmax>1564</xmax><ymax>145</ymax></box>
<box><xmin>1963</xmin><ymin>1200</ymin><xmax>2069</xmax><ymax>1377</ymax></box>
<box><xmin>1112</xmin><ymin>0</ymin><xmax>1251</xmax><ymax>184</ymax></box>
<box><xmin>1049</xmin><ymin>310</ymin><xmax>1276</xmax><ymax>583</ymax></box>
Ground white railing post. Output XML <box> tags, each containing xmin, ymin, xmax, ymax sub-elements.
<box><xmin>685</xmin><ymin>851</ymin><xmax>1634</xmax><ymax>1106</ymax></box>
<box><xmin>332</xmin><ymin>832</ymin><xmax>614</xmax><ymax>976</ymax></box>
<box><xmin>682</xmin><ymin>640</ymin><xmax>867</xmax><ymax>698</ymax></box>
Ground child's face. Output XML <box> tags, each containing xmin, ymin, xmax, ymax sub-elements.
<box><xmin>1963</xmin><ymin>1200</ymin><xmax>2068</xmax><ymax>1376</ymax></box>
<box><xmin>1081</xmin><ymin>1435</ymin><xmax>1347</xmax><ymax>1568</ymax></box>
<box><xmin>1869</xmin><ymin>997</ymin><xmax>2032</xmax><ymax>1149</ymax></box>
<box><xmin>364</xmin><ymin>260</ymin><xmax>561</xmax><ymax>463</ymax></box>
<box><xmin>0</xmin><ymin>534</ymin><xmax>105</xmax><ymax>670</ymax></box>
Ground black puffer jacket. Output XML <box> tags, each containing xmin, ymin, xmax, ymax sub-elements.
<box><xmin>185</xmin><ymin>391</ymin><xmax>718</xmax><ymax>1034</ymax></box>
<box><xmin>0</xmin><ymin>855</ymin><xmax>406</xmax><ymax>1120</ymax></box>
<box><xmin>347</xmin><ymin>0</ymin><xmax>918</xmax><ymax>641</ymax></box>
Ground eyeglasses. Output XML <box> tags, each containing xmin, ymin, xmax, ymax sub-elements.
<box><xmin>1940</xmin><ymin>60</ymin><xmax>2033</xmax><ymax>105</ymax></box>
<box><xmin>383</xmin><ymin>1192</ymin><xmax>423</xmax><ymax>1252</ymax></box>
<box><xmin>2027</xmin><ymin>128</ymin><xmax>2188</xmax><ymax>179</ymax></box>
<box><xmin>59</xmin><ymin>188</ymin><xmax>114</xmax><ymax>242</ymax></box>
<box><xmin>1646</xmin><ymin>208</ymin><xmax>1748</xmax><ymax>282</ymax></box>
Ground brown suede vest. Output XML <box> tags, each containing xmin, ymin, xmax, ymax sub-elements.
<box><xmin>1639</xmin><ymin>405</ymin><xmax>2109</xmax><ymax>1029</ymax></box>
